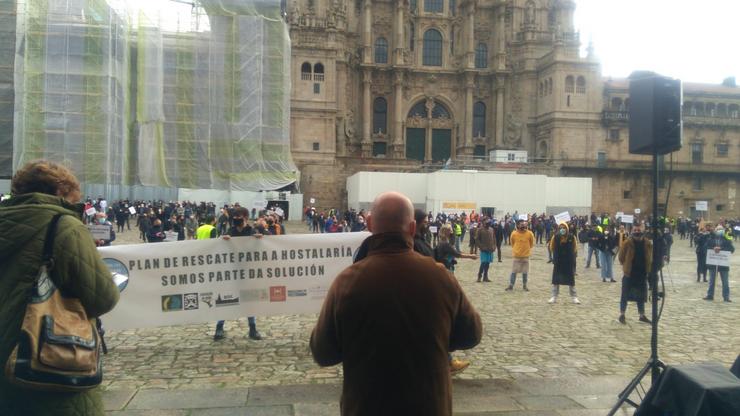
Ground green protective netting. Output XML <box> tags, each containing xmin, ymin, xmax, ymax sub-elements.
<box><xmin>11</xmin><ymin>0</ymin><xmax>296</xmax><ymax>191</ymax></box>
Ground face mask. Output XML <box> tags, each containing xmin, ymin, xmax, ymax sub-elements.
<box><xmin>716</xmin><ymin>230</ymin><xmax>724</xmax><ymax>237</ymax></box>
<box><xmin>559</xmin><ymin>229</ymin><xmax>566</xmax><ymax>236</ymax></box>
<box><xmin>234</xmin><ymin>218</ymin><xmax>244</xmax><ymax>226</ymax></box>
<box><xmin>97</xmin><ymin>218</ymin><xmax>106</xmax><ymax>225</ymax></box>
<box><xmin>632</xmin><ymin>232</ymin><xmax>643</xmax><ymax>239</ymax></box>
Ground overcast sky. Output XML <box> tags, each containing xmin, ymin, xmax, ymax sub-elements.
<box><xmin>574</xmin><ymin>0</ymin><xmax>738</xmax><ymax>85</ymax></box>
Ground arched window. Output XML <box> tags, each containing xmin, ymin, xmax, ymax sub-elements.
<box><xmin>611</xmin><ymin>97</ymin><xmax>623</xmax><ymax>111</ymax></box>
<box><xmin>717</xmin><ymin>103</ymin><xmax>727</xmax><ymax>117</ymax></box>
<box><xmin>373</xmin><ymin>97</ymin><xmax>388</xmax><ymax>134</ymax></box>
<box><xmin>576</xmin><ymin>76</ymin><xmax>586</xmax><ymax>94</ymax></box>
<box><xmin>729</xmin><ymin>104</ymin><xmax>739</xmax><ymax>118</ymax></box>
<box><xmin>424</xmin><ymin>0</ymin><xmax>443</xmax><ymax>13</ymax></box>
<box><xmin>374</xmin><ymin>37</ymin><xmax>388</xmax><ymax>64</ymax></box>
<box><xmin>473</xmin><ymin>102</ymin><xmax>486</xmax><ymax>137</ymax></box>
<box><xmin>475</xmin><ymin>43</ymin><xmax>488</xmax><ymax>68</ymax></box>
<box><xmin>301</xmin><ymin>62</ymin><xmax>312</xmax><ymax>81</ymax></box>
<box><xmin>565</xmin><ymin>75</ymin><xmax>574</xmax><ymax>93</ymax></box>
<box><xmin>431</xmin><ymin>101</ymin><xmax>450</xmax><ymax>119</ymax></box>
<box><xmin>313</xmin><ymin>63</ymin><xmax>324</xmax><ymax>82</ymax></box>
<box><xmin>408</xmin><ymin>101</ymin><xmax>428</xmax><ymax>118</ymax></box>
<box><xmin>423</xmin><ymin>29</ymin><xmax>443</xmax><ymax>66</ymax></box>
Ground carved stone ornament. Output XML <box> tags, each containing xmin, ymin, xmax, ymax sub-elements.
<box><xmin>504</xmin><ymin>114</ymin><xmax>523</xmax><ymax>146</ymax></box>
<box><xmin>345</xmin><ymin>110</ymin><xmax>356</xmax><ymax>141</ymax></box>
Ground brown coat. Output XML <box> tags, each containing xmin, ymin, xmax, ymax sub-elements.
<box><xmin>310</xmin><ymin>233</ymin><xmax>482</xmax><ymax>416</ymax></box>
<box><xmin>476</xmin><ymin>226</ymin><xmax>496</xmax><ymax>252</ymax></box>
<box><xmin>618</xmin><ymin>237</ymin><xmax>653</xmax><ymax>278</ymax></box>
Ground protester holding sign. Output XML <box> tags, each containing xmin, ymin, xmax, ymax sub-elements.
<box><xmin>703</xmin><ymin>226</ymin><xmax>735</xmax><ymax>303</ymax></box>
<box><xmin>93</xmin><ymin>212</ymin><xmax>116</xmax><ymax>247</ymax></box>
<box><xmin>214</xmin><ymin>207</ymin><xmax>264</xmax><ymax>341</ymax></box>
<box><xmin>0</xmin><ymin>160</ymin><xmax>119</xmax><ymax>415</ymax></box>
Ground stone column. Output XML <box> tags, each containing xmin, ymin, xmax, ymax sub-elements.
<box><xmin>362</xmin><ymin>0</ymin><xmax>373</xmax><ymax>64</ymax></box>
<box><xmin>393</xmin><ymin>71</ymin><xmax>404</xmax><ymax>158</ymax></box>
<box><xmin>495</xmin><ymin>79</ymin><xmax>505</xmax><ymax>149</ymax></box>
<box><xmin>425</xmin><ymin>98</ymin><xmax>434</xmax><ymax>162</ymax></box>
<box><xmin>362</xmin><ymin>69</ymin><xmax>372</xmax><ymax>157</ymax></box>
<box><xmin>394</xmin><ymin>1</ymin><xmax>405</xmax><ymax>65</ymax></box>
<box><xmin>463</xmin><ymin>72</ymin><xmax>475</xmax><ymax>154</ymax></box>
<box><xmin>465</xmin><ymin>2</ymin><xmax>475</xmax><ymax>68</ymax></box>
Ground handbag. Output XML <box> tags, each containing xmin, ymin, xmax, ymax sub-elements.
<box><xmin>4</xmin><ymin>214</ymin><xmax>103</xmax><ymax>392</ymax></box>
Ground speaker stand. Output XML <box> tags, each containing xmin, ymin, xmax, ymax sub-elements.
<box><xmin>607</xmin><ymin>149</ymin><xmax>665</xmax><ymax>415</ymax></box>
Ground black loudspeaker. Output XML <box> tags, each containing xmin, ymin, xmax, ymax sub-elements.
<box><xmin>628</xmin><ymin>74</ymin><xmax>683</xmax><ymax>155</ymax></box>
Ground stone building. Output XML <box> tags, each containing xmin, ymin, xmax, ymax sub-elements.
<box><xmin>288</xmin><ymin>0</ymin><xmax>740</xmax><ymax>219</ymax></box>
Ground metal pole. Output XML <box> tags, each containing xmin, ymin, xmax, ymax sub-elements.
<box><xmin>651</xmin><ymin>150</ymin><xmax>660</xmax><ymax>384</ymax></box>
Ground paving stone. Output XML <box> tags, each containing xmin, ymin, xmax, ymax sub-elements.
<box><xmin>451</xmin><ymin>394</ymin><xmax>522</xmax><ymax>413</ymax></box>
<box><xmin>189</xmin><ymin>405</ymin><xmax>293</xmax><ymax>416</ymax></box>
<box><xmin>556</xmin><ymin>408</ymin><xmax>633</xmax><ymax>416</ymax></box>
<box><xmin>247</xmin><ymin>383</ymin><xmax>341</xmax><ymax>406</ymax></box>
<box><xmin>127</xmin><ymin>388</ymin><xmax>249</xmax><ymax>409</ymax></box>
<box><xmin>106</xmin><ymin>411</ymin><xmax>188</xmax><ymax>416</ymax></box>
<box><xmin>512</xmin><ymin>395</ymin><xmax>583</xmax><ymax>410</ymax></box>
<box><xmin>294</xmin><ymin>402</ymin><xmax>341</xmax><ymax>416</ymax></box>
<box><xmin>103</xmin><ymin>389</ymin><xmax>137</xmax><ymax>411</ymax></box>
<box><xmin>567</xmin><ymin>394</ymin><xmax>622</xmax><ymax>409</ymax></box>
<box><xmin>454</xmin><ymin>411</ymin><xmax>559</xmax><ymax>416</ymax></box>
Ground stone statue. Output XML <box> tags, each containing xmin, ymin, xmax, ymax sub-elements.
<box><xmin>289</xmin><ymin>2</ymin><xmax>300</xmax><ymax>24</ymax></box>
<box><xmin>504</xmin><ymin>114</ymin><xmax>523</xmax><ymax>146</ymax></box>
<box><xmin>525</xmin><ymin>1</ymin><xmax>536</xmax><ymax>25</ymax></box>
<box><xmin>344</xmin><ymin>111</ymin><xmax>356</xmax><ymax>141</ymax></box>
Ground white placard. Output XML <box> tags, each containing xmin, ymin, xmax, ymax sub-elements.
<box><xmin>634</xmin><ymin>209</ymin><xmax>641</xmax><ymax>214</ymax></box>
<box><xmin>164</xmin><ymin>231</ymin><xmax>179</xmax><ymax>242</ymax></box>
<box><xmin>309</xmin><ymin>198</ymin><xmax>316</xmax><ymax>204</ymax></box>
<box><xmin>621</xmin><ymin>214</ymin><xmax>634</xmax><ymax>224</ymax></box>
<box><xmin>275</xmin><ymin>207</ymin><xmax>285</xmax><ymax>217</ymax></box>
<box><xmin>518</xmin><ymin>214</ymin><xmax>529</xmax><ymax>221</ymax></box>
<box><xmin>429</xmin><ymin>226</ymin><xmax>438</xmax><ymax>233</ymax></box>
<box><xmin>616</xmin><ymin>212</ymin><xmax>624</xmax><ymax>219</ymax></box>
<box><xmin>98</xmin><ymin>232</ymin><xmax>370</xmax><ymax>331</ymax></box>
<box><xmin>253</xmin><ymin>200</ymin><xmax>267</xmax><ymax>209</ymax></box>
<box><xmin>706</xmin><ymin>250</ymin><xmax>731</xmax><ymax>267</ymax></box>
<box><xmin>696</xmin><ymin>201</ymin><xmax>708</xmax><ymax>211</ymax></box>
<box><xmin>129</xmin><ymin>206</ymin><xmax>137</xmax><ymax>215</ymax></box>
<box><xmin>87</xmin><ymin>224</ymin><xmax>111</xmax><ymax>240</ymax></box>
<box><xmin>85</xmin><ymin>207</ymin><xmax>97</xmax><ymax>216</ymax></box>
<box><xmin>734</xmin><ymin>226</ymin><xmax>740</xmax><ymax>232</ymax></box>
<box><xmin>554</xmin><ymin>211</ymin><xmax>571</xmax><ymax>224</ymax></box>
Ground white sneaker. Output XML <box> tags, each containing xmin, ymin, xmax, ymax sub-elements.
<box><xmin>548</xmin><ymin>296</ymin><xmax>557</xmax><ymax>304</ymax></box>
<box><xmin>572</xmin><ymin>297</ymin><xmax>581</xmax><ymax>304</ymax></box>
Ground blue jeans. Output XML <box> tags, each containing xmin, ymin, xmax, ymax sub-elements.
<box><xmin>599</xmin><ymin>251</ymin><xmax>613</xmax><ymax>279</ymax></box>
<box><xmin>216</xmin><ymin>317</ymin><xmax>256</xmax><ymax>330</ymax></box>
<box><xmin>586</xmin><ymin>245</ymin><xmax>600</xmax><ymax>267</ymax></box>
<box><xmin>706</xmin><ymin>267</ymin><xmax>730</xmax><ymax>300</ymax></box>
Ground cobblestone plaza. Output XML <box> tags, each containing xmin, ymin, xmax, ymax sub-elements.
<box><xmin>101</xmin><ymin>223</ymin><xmax>739</xmax><ymax>414</ymax></box>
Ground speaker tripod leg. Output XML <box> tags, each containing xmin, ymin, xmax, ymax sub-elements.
<box><xmin>607</xmin><ymin>359</ymin><xmax>653</xmax><ymax>416</ymax></box>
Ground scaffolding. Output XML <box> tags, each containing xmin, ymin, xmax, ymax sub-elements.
<box><xmin>9</xmin><ymin>0</ymin><xmax>296</xmax><ymax>192</ymax></box>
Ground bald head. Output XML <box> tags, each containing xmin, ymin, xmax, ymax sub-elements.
<box><xmin>367</xmin><ymin>192</ymin><xmax>415</xmax><ymax>236</ymax></box>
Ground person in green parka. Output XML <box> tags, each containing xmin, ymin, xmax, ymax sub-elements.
<box><xmin>0</xmin><ymin>160</ymin><xmax>120</xmax><ymax>416</ymax></box>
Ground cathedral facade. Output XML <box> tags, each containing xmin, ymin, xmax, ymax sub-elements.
<box><xmin>288</xmin><ymin>0</ymin><xmax>740</xmax><ymax>219</ymax></box>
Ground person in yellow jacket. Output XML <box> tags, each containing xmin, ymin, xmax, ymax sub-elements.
<box><xmin>506</xmin><ymin>219</ymin><xmax>535</xmax><ymax>291</ymax></box>
<box><xmin>195</xmin><ymin>216</ymin><xmax>217</xmax><ymax>240</ymax></box>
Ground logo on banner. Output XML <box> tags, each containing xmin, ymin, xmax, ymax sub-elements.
<box><xmin>288</xmin><ymin>289</ymin><xmax>307</xmax><ymax>297</ymax></box>
<box><xmin>183</xmin><ymin>293</ymin><xmax>199</xmax><ymax>310</ymax></box>
<box><xmin>240</xmin><ymin>289</ymin><xmax>269</xmax><ymax>302</ymax></box>
<box><xmin>215</xmin><ymin>293</ymin><xmax>240</xmax><ymax>307</ymax></box>
<box><xmin>270</xmin><ymin>286</ymin><xmax>287</xmax><ymax>302</ymax></box>
<box><xmin>308</xmin><ymin>285</ymin><xmax>329</xmax><ymax>300</ymax></box>
<box><xmin>200</xmin><ymin>292</ymin><xmax>214</xmax><ymax>308</ymax></box>
<box><xmin>162</xmin><ymin>294</ymin><xmax>183</xmax><ymax>312</ymax></box>
<box><xmin>103</xmin><ymin>258</ymin><xmax>129</xmax><ymax>292</ymax></box>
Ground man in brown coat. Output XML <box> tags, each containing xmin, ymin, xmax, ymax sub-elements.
<box><xmin>310</xmin><ymin>192</ymin><xmax>483</xmax><ymax>416</ymax></box>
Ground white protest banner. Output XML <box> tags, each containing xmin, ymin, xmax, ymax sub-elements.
<box><xmin>554</xmin><ymin>211</ymin><xmax>571</xmax><ymax>224</ymax></box>
<box><xmin>706</xmin><ymin>250</ymin><xmax>731</xmax><ymax>267</ymax></box>
<box><xmin>621</xmin><ymin>214</ymin><xmax>634</xmax><ymax>224</ymax></box>
<box><xmin>87</xmin><ymin>225</ymin><xmax>111</xmax><ymax>240</ymax></box>
<box><xmin>634</xmin><ymin>209</ymin><xmax>641</xmax><ymax>214</ymax></box>
<box><xmin>85</xmin><ymin>207</ymin><xmax>97</xmax><ymax>216</ymax></box>
<box><xmin>253</xmin><ymin>200</ymin><xmax>267</xmax><ymax>210</ymax></box>
<box><xmin>309</xmin><ymin>198</ymin><xmax>316</xmax><ymax>204</ymax></box>
<box><xmin>735</xmin><ymin>226</ymin><xmax>740</xmax><ymax>232</ymax></box>
<box><xmin>129</xmin><ymin>206</ymin><xmax>137</xmax><ymax>215</ymax></box>
<box><xmin>429</xmin><ymin>226</ymin><xmax>438</xmax><ymax>234</ymax></box>
<box><xmin>98</xmin><ymin>232</ymin><xmax>370</xmax><ymax>331</ymax></box>
<box><xmin>616</xmin><ymin>212</ymin><xmax>624</xmax><ymax>219</ymax></box>
<box><xmin>275</xmin><ymin>207</ymin><xmax>285</xmax><ymax>217</ymax></box>
<box><xmin>164</xmin><ymin>231</ymin><xmax>178</xmax><ymax>242</ymax></box>
<box><xmin>696</xmin><ymin>201</ymin><xmax>708</xmax><ymax>211</ymax></box>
